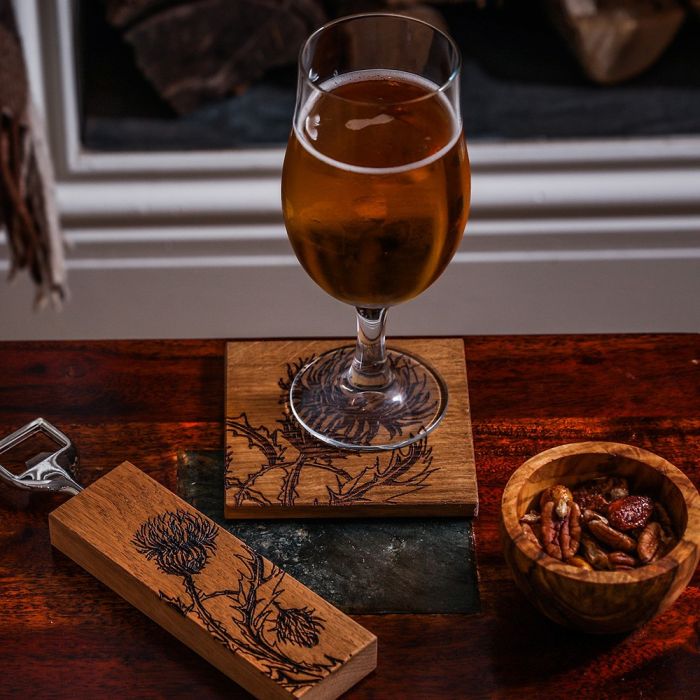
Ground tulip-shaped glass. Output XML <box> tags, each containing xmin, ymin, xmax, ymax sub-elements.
<box><xmin>282</xmin><ymin>13</ymin><xmax>471</xmax><ymax>450</ymax></box>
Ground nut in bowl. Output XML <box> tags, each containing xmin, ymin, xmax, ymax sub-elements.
<box><xmin>500</xmin><ymin>442</ymin><xmax>700</xmax><ymax>634</ymax></box>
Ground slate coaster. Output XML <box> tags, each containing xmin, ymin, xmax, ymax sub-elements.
<box><xmin>179</xmin><ymin>451</ymin><xmax>480</xmax><ymax>615</ymax></box>
<box><xmin>225</xmin><ymin>339</ymin><xmax>478</xmax><ymax>518</ymax></box>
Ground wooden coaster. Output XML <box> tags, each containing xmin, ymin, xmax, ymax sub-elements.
<box><xmin>225</xmin><ymin>339</ymin><xmax>477</xmax><ymax>519</ymax></box>
<box><xmin>49</xmin><ymin>462</ymin><xmax>377</xmax><ymax>700</ymax></box>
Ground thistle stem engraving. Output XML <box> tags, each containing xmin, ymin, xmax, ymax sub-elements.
<box><xmin>226</xmin><ymin>354</ymin><xmax>437</xmax><ymax>508</ymax></box>
<box><xmin>294</xmin><ymin>348</ymin><xmax>437</xmax><ymax>444</ymax></box>
<box><xmin>133</xmin><ymin>510</ymin><xmax>337</xmax><ymax>691</ymax></box>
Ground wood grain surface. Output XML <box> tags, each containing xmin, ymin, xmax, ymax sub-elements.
<box><xmin>49</xmin><ymin>462</ymin><xmax>376</xmax><ymax>699</ymax></box>
<box><xmin>0</xmin><ymin>335</ymin><xmax>699</xmax><ymax>698</ymax></box>
<box><xmin>225</xmin><ymin>339</ymin><xmax>477</xmax><ymax>518</ymax></box>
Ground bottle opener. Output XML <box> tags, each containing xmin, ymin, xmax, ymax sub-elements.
<box><xmin>0</xmin><ymin>417</ymin><xmax>82</xmax><ymax>495</ymax></box>
<box><xmin>0</xmin><ymin>419</ymin><xmax>376</xmax><ymax>700</ymax></box>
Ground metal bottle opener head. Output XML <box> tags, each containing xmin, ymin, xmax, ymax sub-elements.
<box><xmin>0</xmin><ymin>418</ymin><xmax>82</xmax><ymax>495</ymax></box>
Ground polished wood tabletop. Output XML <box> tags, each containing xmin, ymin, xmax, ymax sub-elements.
<box><xmin>1</xmin><ymin>335</ymin><xmax>698</xmax><ymax>699</ymax></box>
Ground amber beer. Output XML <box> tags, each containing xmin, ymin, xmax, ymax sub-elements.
<box><xmin>282</xmin><ymin>70</ymin><xmax>471</xmax><ymax>307</ymax></box>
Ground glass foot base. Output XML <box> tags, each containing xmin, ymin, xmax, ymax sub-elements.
<box><xmin>289</xmin><ymin>346</ymin><xmax>448</xmax><ymax>451</ymax></box>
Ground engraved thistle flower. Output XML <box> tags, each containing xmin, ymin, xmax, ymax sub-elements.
<box><xmin>273</xmin><ymin>606</ymin><xmax>325</xmax><ymax>648</ymax></box>
<box><xmin>133</xmin><ymin>510</ymin><xmax>218</xmax><ymax>576</ymax></box>
<box><xmin>226</xmin><ymin>354</ymin><xmax>436</xmax><ymax>510</ymax></box>
<box><xmin>132</xmin><ymin>511</ymin><xmax>338</xmax><ymax>691</ymax></box>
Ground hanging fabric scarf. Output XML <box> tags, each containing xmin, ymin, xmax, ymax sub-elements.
<box><xmin>0</xmin><ymin>0</ymin><xmax>66</xmax><ymax>307</ymax></box>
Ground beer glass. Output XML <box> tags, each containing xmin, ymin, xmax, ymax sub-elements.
<box><xmin>282</xmin><ymin>13</ymin><xmax>470</xmax><ymax>451</ymax></box>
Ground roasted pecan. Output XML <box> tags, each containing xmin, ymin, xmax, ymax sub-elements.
<box><xmin>582</xmin><ymin>509</ymin><xmax>608</xmax><ymax>525</ymax></box>
<box><xmin>574</xmin><ymin>491</ymin><xmax>610</xmax><ymax>514</ymax></box>
<box><xmin>564</xmin><ymin>502</ymin><xmax>582</xmax><ymax>558</ymax></box>
<box><xmin>608</xmin><ymin>477</ymin><xmax>630</xmax><ymax>501</ymax></box>
<box><xmin>573</xmin><ymin>477</ymin><xmax>610</xmax><ymax>497</ymax></box>
<box><xmin>572</xmin><ymin>478</ymin><xmax>606</xmax><ymax>505</ymax></box>
<box><xmin>587</xmin><ymin>519</ymin><xmax>637</xmax><ymax>553</ymax></box>
<box><xmin>608</xmin><ymin>551</ymin><xmax>638</xmax><ymax>568</ymax></box>
<box><xmin>637</xmin><ymin>521</ymin><xmax>664</xmax><ymax>563</ymax></box>
<box><xmin>581</xmin><ymin>534</ymin><xmax>611</xmax><ymax>570</ymax></box>
<box><xmin>572</xmin><ymin>476</ymin><xmax>626</xmax><ymax>514</ymax></box>
<box><xmin>608</xmin><ymin>495</ymin><xmax>653</xmax><ymax>531</ymax></box>
<box><xmin>540</xmin><ymin>484</ymin><xmax>574</xmax><ymax>519</ymax></box>
<box><xmin>541</xmin><ymin>501</ymin><xmax>561</xmax><ymax>558</ymax></box>
<box><xmin>529</xmin><ymin>478</ymin><xmax>675</xmax><ymax>572</ymax></box>
<box><xmin>542</xmin><ymin>500</ymin><xmax>581</xmax><ymax>560</ymax></box>
<box><xmin>574</xmin><ymin>476</ymin><xmax>628</xmax><ymax>500</ymax></box>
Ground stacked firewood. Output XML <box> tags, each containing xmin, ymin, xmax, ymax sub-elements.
<box><xmin>104</xmin><ymin>0</ymin><xmax>327</xmax><ymax>114</ymax></box>
<box><xmin>104</xmin><ymin>0</ymin><xmax>483</xmax><ymax>114</ymax></box>
<box><xmin>104</xmin><ymin>0</ymin><xmax>697</xmax><ymax>115</ymax></box>
<box><xmin>547</xmin><ymin>0</ymin><xmax>687</xmax><ymax>84</ymax></box>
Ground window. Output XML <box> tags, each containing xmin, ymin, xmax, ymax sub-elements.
<box><xmin>2</xmin><ymin>0</ymin><xmax>698</xmax><ymax>339</ymax></box>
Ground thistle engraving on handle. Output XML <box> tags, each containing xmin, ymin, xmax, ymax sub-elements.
<box><xmin>133</xmin><ymin>510</ymin><xmax>339</xmax><ymax>690</ymax></box>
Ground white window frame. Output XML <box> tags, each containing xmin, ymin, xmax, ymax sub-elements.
<box><xmin>2</xmin><ymin>0</ymin><xmax>698</xmax><ymax>339</ymax></box>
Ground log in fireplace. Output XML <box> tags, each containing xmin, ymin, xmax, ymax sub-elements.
<box><xmin>79</xmin><ymin>1</ymin><xmax>700</xmax><ymax>152</ymax></box>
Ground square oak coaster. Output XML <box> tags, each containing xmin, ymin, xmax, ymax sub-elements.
<box><xmin>49</xmin><ymin>462</ymin><xmax>377</xmax><ymax>700</ymax></box>
<box><xmin>225</xmin><ymin>339</ymin><xmax>477</xmax><ymax>519</ymax></box>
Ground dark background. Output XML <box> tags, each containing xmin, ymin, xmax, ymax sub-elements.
<box><xmin>79</xmin><ymin>1</ymin><xmax>700</xmax><ymax>151</ymax></box>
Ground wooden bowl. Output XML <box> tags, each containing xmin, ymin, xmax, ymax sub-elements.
<box><xmin>500</xmin><ymin>442</ymin><xmax>700</xmax><ymax>634</ymax></box>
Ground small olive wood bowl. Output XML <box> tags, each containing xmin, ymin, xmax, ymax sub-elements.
<box><xmin>500</xmin><ymin>442</ymin><xmax>700</xmax><ymax>634</ymax></box>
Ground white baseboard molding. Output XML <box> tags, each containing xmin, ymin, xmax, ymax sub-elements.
<box><xmin>0</xmin><ymin>250</ymin><xmax>697</xmax><ymax>340</ymax></box>
<box><xmin>1</xmin><ymin>213</ymin><xmax>698</xmax><ymax>339</ymax></box>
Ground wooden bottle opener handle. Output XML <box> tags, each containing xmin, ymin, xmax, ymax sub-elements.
<box><xmin>0</xmin><ymin>421</ymin><xmax>376</xmax><ymax>699</ymax></box>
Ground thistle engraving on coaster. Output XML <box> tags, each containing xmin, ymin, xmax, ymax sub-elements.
<box><xmin>133</xmin><ymin>510</ymin><xmax>340</xmax><ymax>690</ymax></box>
<box><xmin>291</xmin><ymin>348</ymin><xmax>437</xmax><ymax>445</ymax></box>
<box><xmin>226</xmin><ymin>355</ymin><xmax>437</xmax><ymax>508</ymax></box>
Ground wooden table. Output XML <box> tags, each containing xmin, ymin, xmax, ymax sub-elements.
<box><xmin>1</xmin><ymin>335</ymin><xmax>698</xmax><ymax>699</ymax></box>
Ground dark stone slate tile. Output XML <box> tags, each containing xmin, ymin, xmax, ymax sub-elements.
<box><xmin>178</xmin><ymin>451</ymin><xmax>480</xmax><ymax>615</ymax></box>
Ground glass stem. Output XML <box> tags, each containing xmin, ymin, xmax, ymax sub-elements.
<box><xmin>348</xmin><ymin>307</ymin><xmax>393</xmax><ymax>390</ymax></box>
